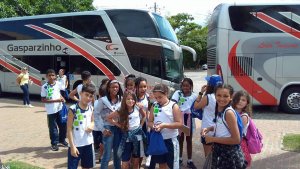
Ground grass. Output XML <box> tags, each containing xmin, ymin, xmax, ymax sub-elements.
<box><xmin>2</xmin><ymin>160</ymin><xmax>44</xmax><ymax>169</ymax></box>
<box><xmin>282</xmin><ymin>134</ymin><xmax>300</xmax><ymax>152</ymax></box>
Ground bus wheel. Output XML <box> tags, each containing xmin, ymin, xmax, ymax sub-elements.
<box><xmin>280</xmin><ymin>87</ymin><xmax>300</xmax><ymax>114</ymax></box>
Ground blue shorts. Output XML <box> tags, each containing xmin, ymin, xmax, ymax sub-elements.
<box><xmin>68</xmin><ymin>144</ymin><xmax>95</xmax><ymax>169</ymax></box>
<box><xmin>149</xmin><ymin>138</ymin><xmax>179</xmax><ymax>169</ymax></box>
<box><xmin>122</xmin><ymin>141</ymin><xmax>143</xmax><ymax>161</ymax></box>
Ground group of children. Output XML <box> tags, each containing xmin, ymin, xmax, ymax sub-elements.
<box><xmin>41</xmin><ymin>69</ymin><xmax>256</xmax><ymax>169</ymax></box>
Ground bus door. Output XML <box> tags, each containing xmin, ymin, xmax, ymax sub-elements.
<box><xmin>252</xmin><ymin>54</ymin><xmax>277</xmax><ymax>105</ymax></box>
<box><xmin>54</xmin><ymin>55</ymin><xmax>69</xmax><ymax>73</ymax></box>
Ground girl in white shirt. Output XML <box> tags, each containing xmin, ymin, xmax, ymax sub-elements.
<box><xmin>201</xmin><ymin>84</ymin><xmax>246</xmax><ymax>169</ymax></box>
<box><xmin>171</xmin><ymin>78</ymin><xmax>197</xmax><ymax>168</ymax></box>
<box><xmin>148</xmin><ymin>84</ymin><xmax>182</xmax><ymax>169</ymax></box>
<box><xmin>232</xmin><ymin>90</ymin><xmax>252</xmax><ymax>167</ymax></box>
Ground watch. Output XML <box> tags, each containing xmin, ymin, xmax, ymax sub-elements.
<box><xmin>199</xmin><ymin>92</ymin><xmax>203</xmax><ymax>96</ymax></box>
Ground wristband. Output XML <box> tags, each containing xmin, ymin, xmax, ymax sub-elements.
<box><xmin>199</xmin><ymin>92</ymin><xmax>203</xmax><ymax>96</ymax></box>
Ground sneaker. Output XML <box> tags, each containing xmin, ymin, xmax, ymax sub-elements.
<box><xmin>187</xmin><ymin>161</ymin><xmax>197</xmax><ymax>169</ymax></box>
<box><xmin>23</xmin><ymin>104</ymin><xmax>28</xmax><ymax>107</ymax></box>
<box><xmin>145</xmin><ymin>156</ymin><xmax>151</xmax><ymax>167</ymax></box>
<box><xmin>51</xmin><ymin>144</ymin><xmax>59</xmax><ymax>151</ymax></box>
<box><xmin>27</xmin><ymin>104</ymin><xmax>34</xmax><ymax>108</ymax></box>
<box><xmin>179</xmin><ymin>159</ymin><xmax>183</xmax><ymax>166</ymax></box>
<box><xmin>59</xmin><ymin>141</ymin><xmax>68</xmax><ymax>147</ymax></box>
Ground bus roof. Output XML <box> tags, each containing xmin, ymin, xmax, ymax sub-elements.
<box><xmin>0</xmin><ymin>9</ymin><xmax>153</xmax><ymax>22</ymax></box>
<box><xmin>216</xmin><ymin>2</ymin><xmax>300</xmax><ymax>9</ymax></box>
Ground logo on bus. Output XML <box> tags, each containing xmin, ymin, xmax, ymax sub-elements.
<box><xmin>7</xmin><ymin>43</ymin><xmax>64</xmax><ymax>53</ymax></box>
<box><xmin>106</xmin><ymin>44</ymin><xmax>119</xmax><ymax>51</ymax></box>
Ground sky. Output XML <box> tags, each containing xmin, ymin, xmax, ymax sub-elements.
<box><xmin>93</xmin><ymin>0</ymin><xmax>300</xmax><ymax>25</ymax></box>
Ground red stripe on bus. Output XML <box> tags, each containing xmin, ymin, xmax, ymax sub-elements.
<box><xmin>0</xmin><ymin>58</ymin><xmax>41</xmax><ymax>86</ymax></box>
<box><xmin>256</xmin><ymin>12</ymin><xmax>300</xmax><ymax>39</ymax></box>
<box><xmin>228</xmin><ymin>41</ymin><xmax>277</xmax><ymax>105</ymax></box>
<box><xmin>26</xmin><ymin>24</ymin><xmax>116</xmax><ymax>80</ymax></box>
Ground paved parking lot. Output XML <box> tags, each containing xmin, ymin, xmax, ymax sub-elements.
<box><xmin>0</xmin><ymin>71</ymin><xmax>299</xmax><ymax>168</ymax></box>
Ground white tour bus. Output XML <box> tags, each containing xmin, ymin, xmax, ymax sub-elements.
<box><xmin>0</xmin><ymin>9</ymin><xmax>196</xmax><ymax>96</ymax></box>
<box><xmin>207</xmin><ymin>3</ymin><xmax>300</xmax><ymax>113</ymax></box>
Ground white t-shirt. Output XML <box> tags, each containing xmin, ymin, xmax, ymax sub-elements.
<box><xmin>94</xmin><ymin>100</ymin><xmax>104</xmax><ymax>131</ymax></box>
<box><xmin>128</xmin><ymin>106</ymin><xmax>141</xmax><ymax>130</ymax></box>
<box><xmin>57</xmin><ymin>75</ymin><xmax>67</xmax><ymax>90</ymax></box>
<box><xmin>171</xmin><ymin>90</ymin><xmax>197</xmax><ymax>114</ymax></box>
<box><xmin>41</xmin><ymin>81</ymin><xmax>64</xmax><ymax>114</ymax></box>
<box><xmin>76</xmin><ymin>84</ymin><xmax>83</xmax><ymax>100</ymax></box>
<box><xmin>69</xmin><ymin>104</ymin><xmax>94</xmax><ymax>147</ymax></box>
<box><xmin>153</xmin><ymin>101</ymin><xmax>178</xmax><ymax>139</ymax></box>
<box><xmin>214</xmin><ymin>107</ymin><xmax>235</xmax><ymax>138</ymax></box>
<box><xmin>138</xmin><ymin>94</ymin><xmax>150</xmax><ymax>112</ymax></box>
<box><xmin>202</xmin><ymin>94</ymin><xmax>216</xmax><ymax>136</ymax></box>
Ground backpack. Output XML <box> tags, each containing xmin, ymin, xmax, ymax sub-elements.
<box><xmin>190</xmin><ymin>100</ymin><xmax>203</xmax><ymax>120</ymax></box>
<box><xmin>147</xmin><ymin>130</ymin><xmax>168</xmax><ymax>155</ymax></box>
<box><xmin>59</xmin><ymin>103</ymin><xmax>68</xmax><ymax>124</ymax></box>
<box><xmin>245</xmin><ymin>118</ymin><xmax>263</xmax><ymax>154</ymax></box>
<box><xmin>221</xmin><ymin>107</ymin><xmax>244</xmax><ymax>142</ymax></box>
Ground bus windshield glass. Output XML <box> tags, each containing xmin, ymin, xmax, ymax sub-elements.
<box><xmin>164</xmin><ymin>48</ymin><xmax>183</xmax><ymax>83</ymax></box>
<box><xmin>153</xmin><ymin>14</ymin><xmax>178</xmax><ymax>44</ymax></box>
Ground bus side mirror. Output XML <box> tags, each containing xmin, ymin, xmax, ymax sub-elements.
<box><xmin>180</xmin><ymin>45</ymin><xmax>196</xmax><ymax>61</ymax></box>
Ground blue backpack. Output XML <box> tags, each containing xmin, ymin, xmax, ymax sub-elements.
<box><xmin>221</xmin><ymin>107</ymin><xmax>244</xmax><ymax>142</ymax></box>
<box><xmin>59</xmin><ymin>103</ymin><xmax>68</xmax><ymax>124</ymax></box>
<box><xmin>146</xmin><ymin>130</ymin><xmax>168</xmax><ymax>155</ymax></box>
<box><xmin>190</xmin><ymin>100</ymin><xmax>203</xmax><ymax>120</ymax></box>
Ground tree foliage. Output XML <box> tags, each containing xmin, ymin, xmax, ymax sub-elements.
<box><xmin>0</xmin><ymin>0</ymin><xmax>95</xmax><ymax>18</ymax></box>
<box><xmin>167</xmin><ymin>13</ymin><xmax>208</xmax><ymax>69</ymax></box>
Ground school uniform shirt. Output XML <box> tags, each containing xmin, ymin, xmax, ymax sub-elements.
<box><xmin>57</xmin><ymin>75</ymin><xmax>67</xmax><ymax>90</ymax></box>
<box><xmin>138</xmin><ymin>94</ymin><xmax>150</xmax><ymax>112</ymax></box>
<box><xmin>128</xmin><ymin>106</ymin><xmax>141</xmax><ymax>131</ymax></box>
<box><xmin>214</xmin><ymin>107</ymin><xmax>234</xmax><ymax>138</ymax></box>
<box><xmin>41</xmin><ymin>81</ymin><xmax>64</xmax><ymax>114</ymax></box>
<box><xmin>153</xmin><ymin>100</ymin><xmax>178</xmax><ymax>139</ymax></box>
<box><xmin>93</xmin><ymin>99</ymin><xmax>104</xmax><ymax>131</ymax></box>
<box><xmin>171</xmin><ymin>90</ymin><xmax>197</xmax><ymax>114</ymax></box>
<box><xmin>69</xmin><ymin>104</ymin><xmax>94</xmax><ymax>147</ymax></box>
<box><xmin>202</xmin><ymin>93</ymin><xmax>216</xmax><ymax>136</ymax></box>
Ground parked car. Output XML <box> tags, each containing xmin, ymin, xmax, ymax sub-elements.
<box><xmin>201</xmin><ymin>64</ymin><xmax>208</xmax><ymax>70</ymax></box>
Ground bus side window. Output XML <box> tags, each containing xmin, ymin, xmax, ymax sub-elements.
<box><xmin>72</xmin><ymin>15</ymin><xmax>111</xmax><ymax>43</ymax></box>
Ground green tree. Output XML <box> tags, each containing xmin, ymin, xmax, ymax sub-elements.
<box><xmin>0</xmin><ymin>0</ymin><xmax>95</xmax><ymax>18</ymax></box>
<box><xmin>167</xmin><ymin>13</ymin><xmax>208</xmax><ymax>69</ymax></box>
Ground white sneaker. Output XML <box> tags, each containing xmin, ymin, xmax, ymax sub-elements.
<box><xmin>27</xmin><ymin>104</ymin><xmax>34</xmax><ymax>108</ymax></box>
<box><xmin>23</xmin><ymin>104</ymin><xmax>28</xmax><ymax>107</ymax></box>
<box><xmin>146</xmin><ymin>155</ymin><xmax>151</xmax><ymax>167</ymax></box>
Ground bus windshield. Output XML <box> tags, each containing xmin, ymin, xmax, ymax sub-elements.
<box><xmin>164</xmin><ymin>48</ymin><xmax>183</xmax><ymax>83</ymax></box>
<box><xmin>153</xmin><ymin>14</ymin><xmax>179</xmax><ymax>44</ymax></box>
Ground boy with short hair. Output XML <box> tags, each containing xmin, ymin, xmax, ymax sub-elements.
<box><xmin>67</xmin><ymin>83</ymin><xmax>96</xmax><ymax>169</ymax></box>
<box><xmin>69</xmin><ymin>71</ymin><xmax>92</xmax><ymax>102</ymax></box>
<box><xmin>41</xmin><ymin>69</ymin><xmax>67</xmax><ymax>151</ymax></box>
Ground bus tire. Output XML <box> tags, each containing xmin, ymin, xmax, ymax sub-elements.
<box><xmin>280</xmin><ymin>87</ymin><xmax>300</xmax><ymax>114</ymax></box>
<box><xmin>72</xmin><ymin>80</ymin><xmax>83</xmax><ymax>90</ymax></box>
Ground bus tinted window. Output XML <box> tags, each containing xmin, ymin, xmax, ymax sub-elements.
<box><xmin>208</xmin><ymin>4</ymin><xmax>221</xmax><ymax>32</ymax></box>
<box><xmin>69</xmin><ymin>56</ymin><xmax>120</xmax><ymax>76</ymax></box>
<box><xmin>153</xmin><ymin>14</ymin><xmax>178</xmax><ymax>44</ymax></box>
<box><xmin>106</xmin><ymin>10</ymin><xmax>158</xmax><ymax>38</ymax></box>
<box><xmin>229</xmin><ymin>5</ymin><xmax>300</xmax><ymax>32</ymax></box>
<box><xmin>72</xmin><ymin>15</ymin><xmax>111</xmax><ymax>42</ymax></box>
<box><xmin>21</xmin><ymin>55</ymin><xmax>54</xmax><ymax>74</ymax></box>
